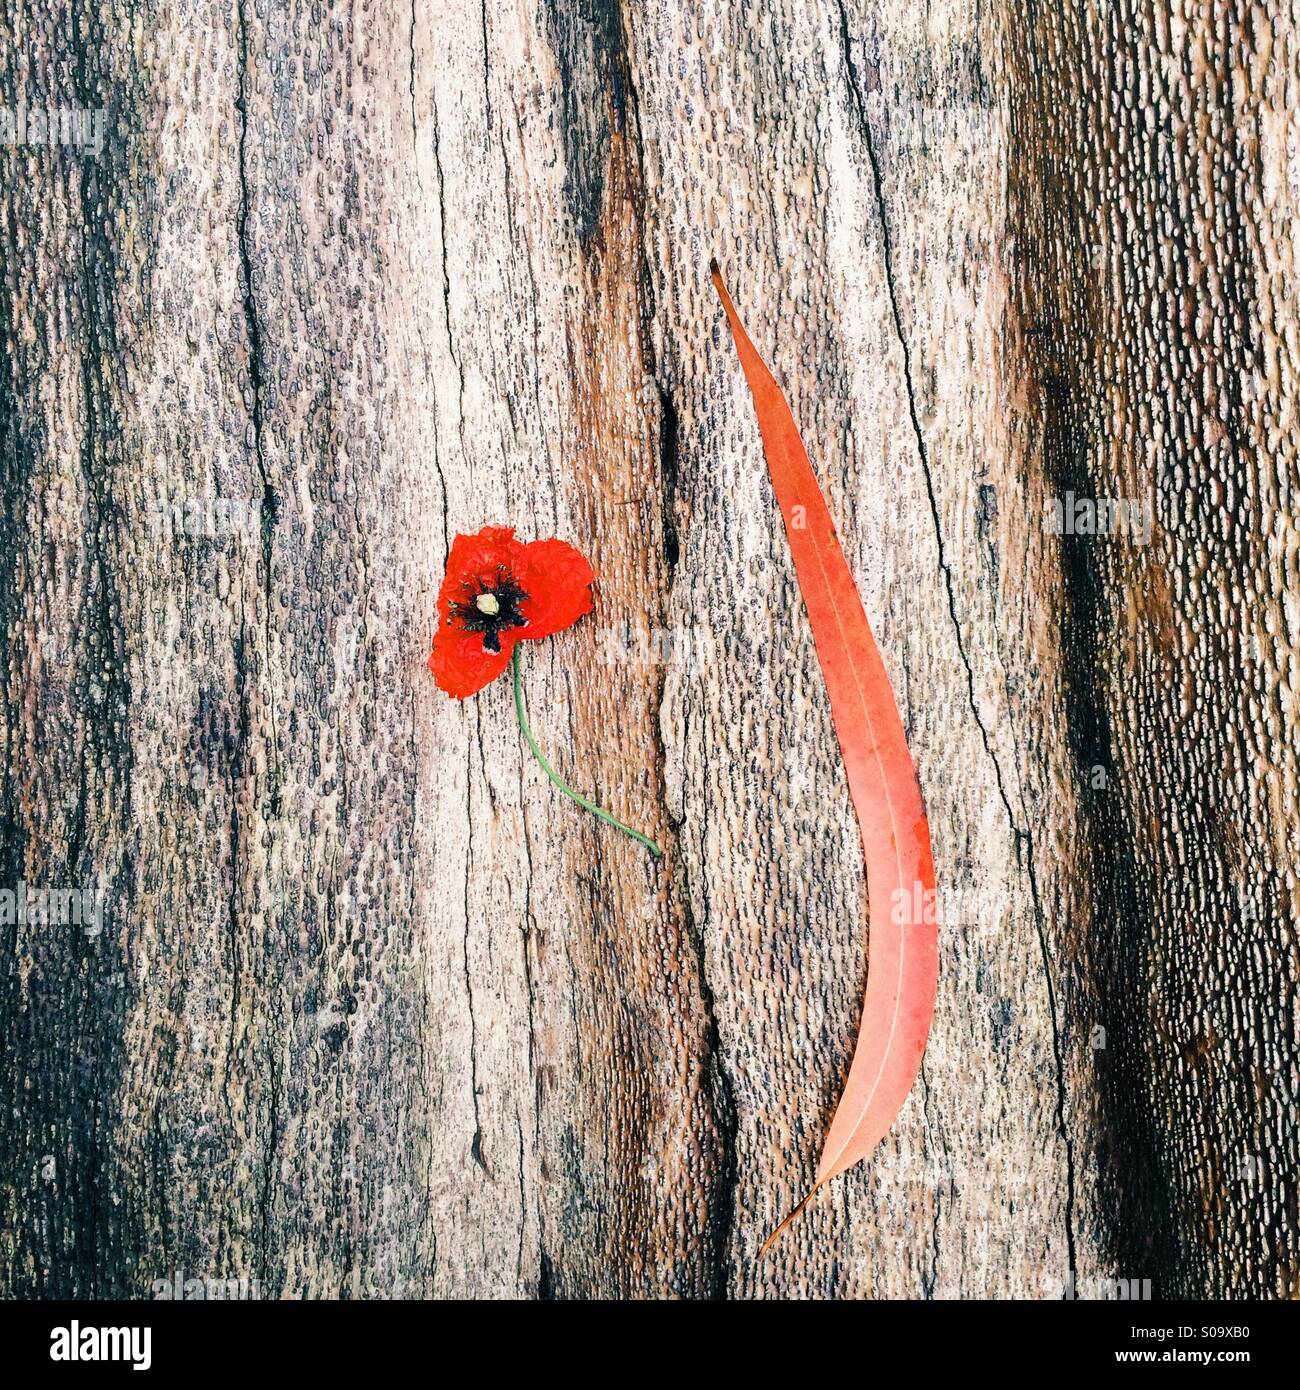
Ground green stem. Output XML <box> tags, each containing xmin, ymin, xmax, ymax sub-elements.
<box><xmin>513</xmin><ymin>645</ymin><xmax>662</xmax><ymax>860</ymax></box>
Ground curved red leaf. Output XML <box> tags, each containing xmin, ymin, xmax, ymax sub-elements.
<box><xmin>710</xmin><ymin>261</ymin><xmax>939</xmax><ymax>1253</ymax></box>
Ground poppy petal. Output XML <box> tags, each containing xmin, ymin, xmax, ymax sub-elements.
<box><xmin>436</xmin><ymin>526</ymin><xmax>523</xmax><ymax>622</ymax></box>
<box><xmin>516</xmin><ymin>538</ymin><xmax>596</xmax><ymax>641</ymax></box>
<box><xmin>428</xmin><ymin>625</ymin><xmax>515</xmax><ymax>699</ymax></box>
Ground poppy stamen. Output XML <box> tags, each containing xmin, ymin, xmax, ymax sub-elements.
<box><xmin>452</xmin><ymin>570</ymin><xmax>529</xmax><ymax>654</ymax></box>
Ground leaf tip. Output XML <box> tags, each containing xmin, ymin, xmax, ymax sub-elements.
<box><xmin>757</xmin><ymin>1186</ymin><xmax>818</xmax><ymax>1260</ymax></box>
<box><xmin>708</xmin><ymin>258</ymin><xmax>733</xmax><ymax>316</ymax></box>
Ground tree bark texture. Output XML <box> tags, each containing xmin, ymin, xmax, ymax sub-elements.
<box><xmin>1</xmin><ymin>0</ymin><xmax>1296</xmax><ymax>1299</ymax></box>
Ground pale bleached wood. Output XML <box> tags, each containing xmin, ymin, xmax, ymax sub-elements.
<box><xmin>1</xmin><ymin>0</ymin><xmax>1296</xmax><ymax>1300</ymax></box>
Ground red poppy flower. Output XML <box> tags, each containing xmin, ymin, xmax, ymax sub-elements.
<box><xmin>428</xmin><ymin>525</ymin><xmax>660</xmax><ymax>859</ymax></box>
<box><xmin>428</xmin><ymin>526</ymin><xmax>595</xmax><ymax>698</ymax></box>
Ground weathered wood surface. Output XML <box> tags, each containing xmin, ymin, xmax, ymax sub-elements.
<box><xmin>1</xmin><ymin>0</ymin><xmax>1296</xmax><ymax>1299</ymax></box>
